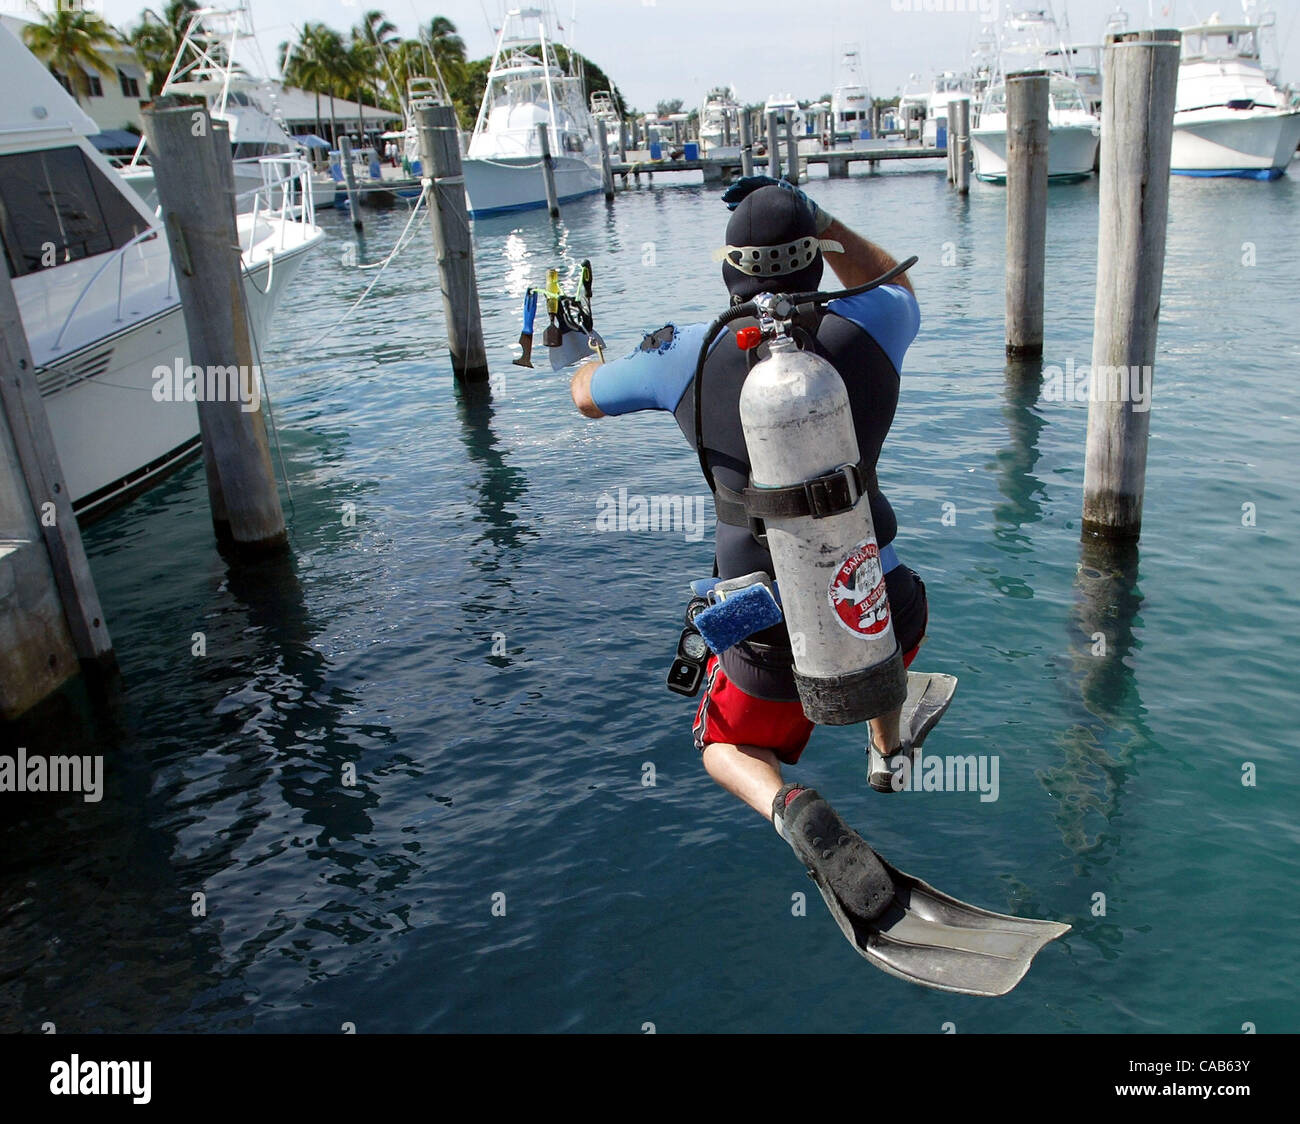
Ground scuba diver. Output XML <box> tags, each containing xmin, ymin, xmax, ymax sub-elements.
<box><xmin>568</xmin><ymin>179</ymin><xmax>1067</xmax><ymax>995</ymax></box>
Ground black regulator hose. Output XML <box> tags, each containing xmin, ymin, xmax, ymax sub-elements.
<box><xmin>692</xmin><ymin>255</ymin><xmax>919</xmax><ymax>491</ymax></box>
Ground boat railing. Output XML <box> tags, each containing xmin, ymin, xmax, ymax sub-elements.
<box><xmin>52</xmin><ymin>227</ymin><xmax>176</xmax><ymax>352</ymax></box>
<box><xmin>235</xmin><ymin>153</ymin><xmax>316</xmax><ymax>255</ymax></box>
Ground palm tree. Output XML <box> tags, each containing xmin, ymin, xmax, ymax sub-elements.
<box><xmin>127</xmin><ymin>0</ymin><xmax>200</xmax><ymax>94</ymax></box>
<box><xmin>314</xmin><ymin>27</ymin><xmax>351</xmax><ymax>145</ymax></box>
<box><xmin>23</xmin><ymin>9</ymin><xmax>120</xmax><ymax>105</ymax></box>
<box><xmin>280</xmin><ymin>23</ymin><xmax>333</xmax><ymax>141</ymax></box>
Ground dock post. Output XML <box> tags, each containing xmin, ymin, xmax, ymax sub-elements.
<box><xmin>339</xmin><ymin>134</ymin><xmax>363</xmax><ymax>232</ymax></box>
<box><xmin>0</xmin><ymin>275</ymin><xmax>116</xmax><ymax>718</ymax></box>
<box><xmin>142</xmin><ymin>103</ymin><xmax>288</xmax><ymax>554</ymax></box>
<box><xmin>536</xmin><ymin>123</ymin><xmax>560</xmax><ymax>218</ymax></box>
<box><xmin>723</xmin><ymin>112</ymin><xmax>732</xmax><ymax>148</ymax></box>
<box><xmin>947</xmin><ymin>100</ymin><xmax>960</xmax><ymax>182</ymax></box>
<box><xmin>1083</xmin><ymin>29</ymin><xmax>1180</xmax><ymax>542</ymax></box>
<box><xmin>597</xmin><ymin>124</ymin><xmax>615</xmax><ymax>201</ymax></box>
<box><xmin>417</xmin><ymin>106</ymin><xmax>489</xmax><ymax>384</ymax></box>
<box><xmin>739</xmin><ymin>112</ymin><xmax>753</xmax><ymax>176</ymax></box>
<box><xmin>617</xmin><ymin>118</ymin><xmax>627</xmax><ymax>162</ymax></box>
<box><xmin>767</xmin><ymin>111</ymin><xmax>780</xmax><ymax>179</ymax></box>
<box><xmin>954</xmin><ymin>98</ymin><xmax>972</xmax><ymax>194</ymax></box>
<box><xmin>784</xmin><ymin>116</ymin><xmax>799</xmax><ymax>184</ymax></box>
<box><xmin>1004</xmin><ymin>70</ymin><xmax>1050</xmax><ymax>358</ymax></box>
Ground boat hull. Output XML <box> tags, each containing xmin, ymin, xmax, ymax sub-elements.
<box><xmin>1170</xmin><ymin>109</ymin><xmax>1300</xmax><ymax>178</ymax></box>
<box><xmin>38</xmin><ymin>246</ymin><xmax>312</xmax><ymax>522</ymax></box>
<box><xmin>971</xmin><ymin>124</ymin><xmax>1099</xmax><ymax>182</ymax></box>
<box><xmin>463</xmin><ymin>155</ymin><xmax>601</xmax><ymax>217</ymax></box>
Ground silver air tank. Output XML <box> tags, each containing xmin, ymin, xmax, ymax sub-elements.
<box><xmin>739</xmin><ymin>335</ymin><xmax>907</xmax><ymax>724</ymax></box>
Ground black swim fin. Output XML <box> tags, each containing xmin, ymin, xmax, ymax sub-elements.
<box><xmin>775</xmin><ymin>785</ymin><xmax>1069</xmax><ymax>996</ymax></box>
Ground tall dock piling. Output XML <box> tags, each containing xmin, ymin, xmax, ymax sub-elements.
<box><xmin>1083</xmin><ymin>29</ymin><xmax>1180</xmax><ymax>542</ymax></box>
<box><xmin>418</xmin><ymin>105</ymin><xmax>489</xmax><ymax>384</ymax></box>
<box><xmin>1004</xmin><ymin>70</ymin><xmax>1050</xmax><ymax>358</ymax></box>
<box><xmin>142</xmin><ymin>103</ymin><xmax>288</xmax><ymax>554</ymax></box>
<box><xmin>617</xmin><ymin>118</ymin><xmax>627</xmax><ymax>162</ymax></box>
<box><xmin>739</xmin><ymin>112</ymin><xmax>754</xmax><ymax>177</ymax></box>
<box><xmin>597</xmin><ymin>124</ymin><xmax>615</xmax><ymax>201</ymax></box>
<box><xmin>784</xmin><ymin>117</ymin><xmax>799</xmax><ymax>185</ymax></box>
<box><xmin>339</xmin><ymin>135</ymin><xmax>363</xmax><ymax>232</ymax></box>
<box><xmin>0</xmin><ymin>275</ymin><xmax>116</xmax><ymax>718</ymax></box>
<box><xmin>535</xmin><ymin>123</ymin><xmax>560</xmax><ymax>218</ymax></box>
<box><xmin>767</xmin><ymin>111</ymin><xmax>780</xmax><ymax>179</ymax></box>
<box><xmin>953</xmin><ymin>98</ymin><xmax>972</xmax><ymax>194</ymax></box>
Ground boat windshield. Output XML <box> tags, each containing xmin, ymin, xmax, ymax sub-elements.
<box><xmin>1049</xmin><ymin>80</ymin><xmax>1086</xmax><ymax>112</ymax></box>
<box><xmin>1182</xmin><ymin>27</ymin><xmax>1260</xmax><ymax>62</ymax></box>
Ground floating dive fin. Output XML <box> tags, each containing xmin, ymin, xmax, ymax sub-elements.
<box><xmin>808</xmin><ymin>852</ymin><xmax>1071</xmax><ymax>997</ymax></box>
<box><xmin>776</xmin><ymin>785</ymin><xmax>1069</xmax><ymax>997</ymax></box>
<box><xmin>513</xmin><ymin>288</ymin><xmax>538</xmax><ymax>368</ymax></box>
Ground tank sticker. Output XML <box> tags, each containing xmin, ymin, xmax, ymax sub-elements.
<box><xmin>828</xmin><ymin>538</ymin><xmax>891</xmax><ymax>638</ymax></box>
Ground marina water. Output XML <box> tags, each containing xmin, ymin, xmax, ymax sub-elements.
<box><xmin>2</xmin><ymin>163</ymin><xmax>1296</xmax><ymax>1032</ymax></box>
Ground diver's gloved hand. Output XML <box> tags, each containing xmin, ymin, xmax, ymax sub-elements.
<box><xmin>721</xmin><ymin>175</ymin><xmax>834</xmax><ymax>235</ymax></box>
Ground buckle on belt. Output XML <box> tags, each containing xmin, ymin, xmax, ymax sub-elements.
<box><xmin>805</xmin><ymin>463</ymin><xmax>861</xmax><ymax>519</ymax></box>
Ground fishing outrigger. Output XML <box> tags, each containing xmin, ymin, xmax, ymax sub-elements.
<box><xmin>570</xmin><ymin>178</ymin><xmax>1068</xmax><ymax>995</ymax></box>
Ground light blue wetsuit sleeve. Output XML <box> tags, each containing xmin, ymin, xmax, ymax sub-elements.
<box><xmin>589</xmin><ymin>321</ymin><xmax>711</xmax><ymax>415</ymax></box>
<box><xmin>825</xmin><ymin>284</ymin><xmax>921</xmax><ymax>371</ymax></box>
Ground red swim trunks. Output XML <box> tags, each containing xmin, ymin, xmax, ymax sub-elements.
<box><xmin>692</xmin><ymin>638</ymin><xmax>925</xmax><ymax>766</ymax></box>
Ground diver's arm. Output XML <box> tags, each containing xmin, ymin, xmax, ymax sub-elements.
<box><xmin>570</xmin><ymin>359</ymin><xmax>606</xmax><ymax>418</ymax></box>
<box><xmin>820</xmin><ymin>218</ymin><xmax>914</xmax><ymax>296</ymax></box>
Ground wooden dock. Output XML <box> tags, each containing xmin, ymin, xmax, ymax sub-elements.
<box><xmin>611</xmin><ymin>145</ymin><xmax>947</xmax><ymax>185</ymax></box>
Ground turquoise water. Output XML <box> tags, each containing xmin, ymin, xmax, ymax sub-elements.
<box><xmin>2</xmin><ymin>160</ymin><xmax>1297</xmax><ymax>1033</ymax></box>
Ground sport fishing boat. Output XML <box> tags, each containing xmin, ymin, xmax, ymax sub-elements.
<box><xmin>970</xmin><ymin>6</ymin><xmax>1100</xmax><ymax>182</ymax></box>
<box><xmin>922</xmin><ymin>72</ymin><xmax>970</xmax><ymax>148</ymax></box>
<box><xmin>763</xmin><ymin>94</ymin><xmax>806</xmax><ymax>139</ymax></box>
<box><xmin>121</xmin><ymin>3</ymin><xmax>303</xmax><ymax>209</ymax></box>
<box><xmin>830</xmin><ymin>48</ymin><xmax>871</xmax><ymax>143</ymax></box>
<box><xmin>1</xmin><ymin>22</ymin><xmax>323</xmax><ymax>520</ymax></box>
<box><xmin>699</xmin><ymin>86</ymin><xmax>741</xmax><ymax>158</ymax></box>
<box><xmin>463</xmin><ymin>5</ymin><xmax>602</xmax><ymax>217</ymax></box>
<box><xmin>1171</xmin><ymin>9</ymin><xmax>1300</xmax><ymax>179</ymax></box>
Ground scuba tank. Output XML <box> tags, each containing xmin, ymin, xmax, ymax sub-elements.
<box><xmin>692</xmin><ymin>258</ymin><xmax>917</xmax><ymax>725</ymax></box>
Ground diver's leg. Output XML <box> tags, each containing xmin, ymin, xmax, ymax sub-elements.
<box><xmin>868</xmin><ymin>709</ymin><xmax>903</xmax><ymax>754</ymax></box>
<box><xmin>701</xmin><ymin>742</ymin><xmax>784</xmax><ymax>820</ymax></box>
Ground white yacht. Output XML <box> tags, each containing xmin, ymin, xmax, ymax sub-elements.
<box><xmin>763</xmin><ymin>94</ymin><xmax>806</xmax><ymax>139</ymax></box>
<box><xmin>971</xmin><ymin>7</ymin><xmax>1100</xmax><ymax>182</ymax></box>
<box><xmin>830</xmin><ymin>48</ymin><xmax>871</xmax><ymax>143</ymax></box>
<box><xmin>923</xmin><ymin>72</ymin><xmax>971</xmax><ymax>148</ymax></box>
<box><xmin>463</xmin><ymin>5</ymin><xmax>602</xmax><ymax>217</ymax></box>
<box><xmin>1172</xmin><ymin>11</ymin><xmax>1300</xmax><ymax>179</ymax></box>
<box><xmin>1</xmin><ymin>22</ymin><xmax>322</xmax><ymax>520</ymax></box>
<box><xmin>699</xmin><ymin>86</ymin><xmax>742</xmax><ymax>158</ymax></box>
<box><xmin>589</xmin><ymin>90</ymin><xmax>621</xmax><ymax>149</ymax></box>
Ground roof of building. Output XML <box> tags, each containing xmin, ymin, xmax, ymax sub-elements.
<box><xmin>268</xmin><ymin>84</ymin><xmax>401</xmax><ymax>127</ymax></box>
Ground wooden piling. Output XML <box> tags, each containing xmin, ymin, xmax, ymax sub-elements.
<box><xmin>1083</xmin><ymin>29</ymin><xmax>1180</xmax><ymax>541</ymax></box>
<box><xmin>142</xmin><ymin>104</ymin><xmax>288</xmax><ymax>554</ymax></box>
<box><xmin>617</xmin><ymin>118</ymin><xmax>627</xmax><ymax>162</ymax></box>
<box><xmin>597</xmin><ymin>125</ymin><xmax>614</xmax><ymax>201</ymax></box>
<box><xmin>339</xmin><ymin>135</ymin><xmax>363</xmax><ymax>232</ymax></box>
<box><xmin>0</xmin><ymin>275</ymin><xmax>116</xmax><ymax>718</ymax></box>
<box><xmin>767</xmin><ymin>111</ymin><xmax>780</xmax><ymax>178</ymax></box>
<box><xmin>784</xmin><ymin>116</ymin><xmax>799</xmax><ymax>185</ymax></box>
<box><xmin>536</xmin><ymin>122</ymin><xmax>560</xmax><ymax>218</ymax></box>
<box><xmin>418</xmin><ymin>105</ymin><xmax>489</xmax><ymax>383</ymax></box>
<box><xmin>953</xmin><ymin>98</ymin><xmax>972</xmax><ymax>194</ymax></box>
<box><xmin>739</xmin><ymin>112</ymin><xmax>754</xmax><ymax>177</ymax></box>
<box><xmin>1004</xmin><ymin>70</ymin><xmax>1050</xmax><ymax>358</ymax></box>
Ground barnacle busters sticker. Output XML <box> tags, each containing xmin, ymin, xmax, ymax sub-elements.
<box><xmin>828</xmin><ymin>537</ymin><xmax>891</xmax><ymax>637</ymax></box>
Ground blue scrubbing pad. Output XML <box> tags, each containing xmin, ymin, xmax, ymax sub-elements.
<box><xmin>693</xmin><ymin>584</ymin><xmax>784</xmax><ymax>655</ymax></box>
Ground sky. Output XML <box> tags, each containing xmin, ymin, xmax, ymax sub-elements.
<box><xmin>74</xmin><ymin>0</ymin><xmax>1300</xmax><ymax>112</ymax></box>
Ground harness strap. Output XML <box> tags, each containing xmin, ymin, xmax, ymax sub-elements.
<box><xmin>713</xmin><ymin>458</ymin><xmax>879</xmax><ymax>527</ymax></box>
